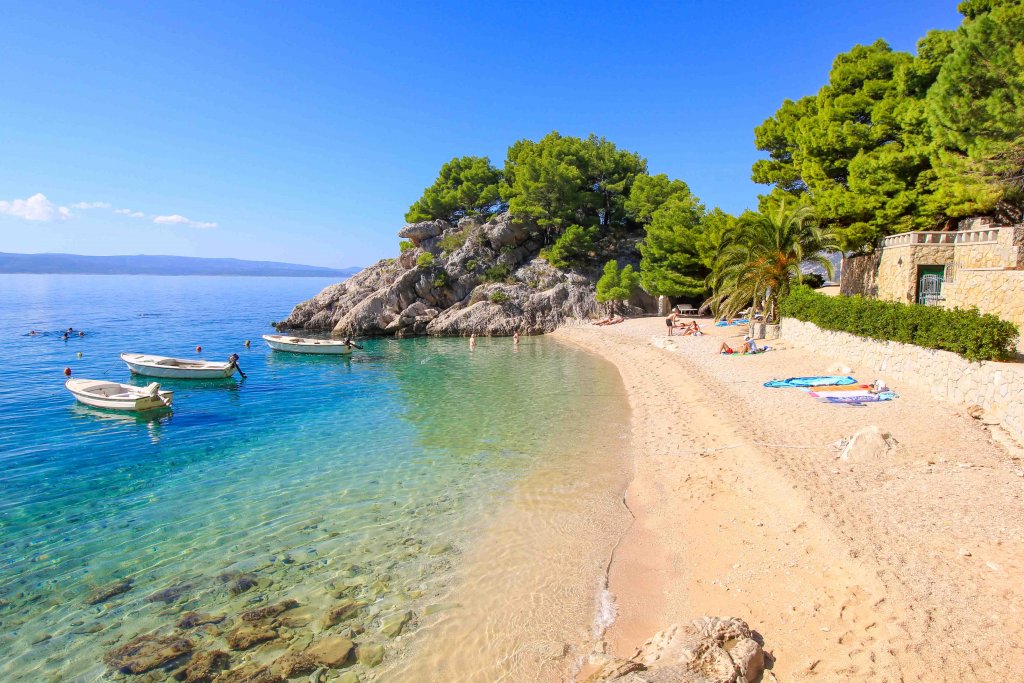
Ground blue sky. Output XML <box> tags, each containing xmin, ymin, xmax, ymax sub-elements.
<box><xmin>0</xmin><ymin>1</ymin><xmax>962</xmax><ymax>268</ymax></box>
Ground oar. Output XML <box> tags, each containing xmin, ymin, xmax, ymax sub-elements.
<box><xmin>228</xmin><ymin>353</ymin><xmax>247</xmax><ymax>379</ymax></box>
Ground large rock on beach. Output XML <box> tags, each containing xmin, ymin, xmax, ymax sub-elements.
<box><xmin>104</xmin><ymin>633</ymin><xmax>193</xmax><ymax>674</ymax></box>
<box><xmin>591</xmin><ymin>617</ymin><xmax>768</xmax><ymax>683</ymax></box>
<box><xmin>277</xmin><ymin>211</ymin><xmax>655</xmax><ymax>337</ymax></box>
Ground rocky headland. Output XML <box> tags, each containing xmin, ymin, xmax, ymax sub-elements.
<box><xmin>278</xmin><ymin>212</ymin><xmax>653</xmax><ymax>337</ymax></box>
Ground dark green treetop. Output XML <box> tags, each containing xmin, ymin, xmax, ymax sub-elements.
<box><xmin>405</xmin><ymin>156</ymin><xmax>504</xmax><ymax>223</ymax></box>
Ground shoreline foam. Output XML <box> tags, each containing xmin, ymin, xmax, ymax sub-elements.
<box><xmin>555</xmin><ymin>317</ymin><xmax>1024</xmax><ymax>680</ymax></box>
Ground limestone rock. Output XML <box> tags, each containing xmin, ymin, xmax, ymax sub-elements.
<box><xmin>145</xmin><ymin>582</ymin><xmax>193</xmax><ymax>604</ymax></box>
<box><xmin>967</xmin><ymin>404</ymin><xmax>984</xmax><ymax>419</ymax></box>
<box><xmin>177</xmin><ymin>612</ymin><xmax>225</xmax><ymax>629</ymax></box>
<box><xmin>104</xmin><ymin>633</ymin><xmax>193</xmax><ymax>674</ymax></box>
<box><xmin>355</xmin><ymin>642</ymin><xmax>385</xmax><ymax>667</ymax></box>
<box><xmin>307</xmin><ymin>636</ymin><xmax>354</xmax><ymax>668</ymax></box>
<box><xmin>335</xmin><ymin>673</ymin><xmax>360</xmax><ymax>683</ymax></box>
<box><xmin>322</xmin><ymin>600</ymin><xmax>365</xmax><ymax>629</ymax></box>
<box><xmin>583</xmin><ymin>657</ymin><xmax>646</xmax><ymax>681</ymax></box>
<box><xmin>226</xmin><ymin>574</ymin><xmax>259</xmax><ymax>595</ymax></box>
<box><xmin>217</xmin><ymin>664</ymin><xmax>284</xmax><ymax>683</ymax></box>
<box><xmin>839</xmin><ymin>426</ymin><xmax>899</xmax><ymax>462</ymax></box>
<box><xmin>226</xmin><ymin>624</ymin><xmax>278</xmax><ymax>650</ymax></box>
<box><xmin>379</xmin><ymin>610</ymin><xmax>412</xmax><ymax>638</ymax></box>
<box><xmin>629</xmin><ymin>617</ymin><xmax>766</xmax><ymax>683</ymax></box>
<box><xmin>174</xmin><ymin>650</ymin><xmax>229</xmax><ymax>683</ymax></box>
<box><xmin>84</xmin><ymin>578</ymin><xmax>133</xmax><ymax>605</ymax></box>
<box><xmin>277</xmin><ymin>211</ymin><xmax>654</xmax><ymax>338</ymax></box>
<box><xmin>240</xmin><ymin>598</ymin><xmax>299</xmax><ymax>623</ymax></box>
<box><xmin>398</xmin><ymin>219</ymin><xmax>449</xmax><ymax>244</ymax></box>
<box><xmin>271</xmin><ymin>651</ymin><xmax>318</xmax><ymax>678</ymax></box>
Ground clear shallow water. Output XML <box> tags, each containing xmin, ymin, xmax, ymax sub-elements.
<box><xmin>0</xmin><ymin>275</ymin><xmax>630</xmax><ymax>682</ymax></box>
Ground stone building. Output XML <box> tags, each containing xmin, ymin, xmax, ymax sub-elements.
<box><xmin>840</xmin><ymin>219</ymin><xmax>1024</xmax><ymax>348</ymax></box>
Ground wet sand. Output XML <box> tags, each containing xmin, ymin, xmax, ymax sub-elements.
<box><xmin>556</xmin><ymin>317</ymin><xmax>1024</xmax><ymax>681</ymax></box>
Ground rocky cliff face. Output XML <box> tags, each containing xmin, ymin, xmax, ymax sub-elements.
<box><xmin>280</xmin><ymin>213</ymin><xmax>653</xmax><ymax>336</ymax></box>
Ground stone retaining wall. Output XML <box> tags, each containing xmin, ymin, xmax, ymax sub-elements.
<box><xmin>942</xmin><ymin>269</ymin><xmax>1024</xmax><ymax>351</ymax></box>
<box><xmin>780</xmin><ymin>317</ymin><xmax>1024</xmax><ymax>444</ymax></box>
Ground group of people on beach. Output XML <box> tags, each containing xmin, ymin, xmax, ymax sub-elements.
<box><xmin>664</xmin><ymin>310</ymin><xmax>702</xmax><ymax>336</ymax></box>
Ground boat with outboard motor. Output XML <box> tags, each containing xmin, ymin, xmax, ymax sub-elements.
<box><xmin>65</xmin><ymin>379</ymin><xmax>173</xmax><ymax>411</ymax></box>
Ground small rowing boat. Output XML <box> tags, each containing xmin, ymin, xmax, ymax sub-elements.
<box><xmin>262</xmin><ymin>334</ymin><xmax>354</xmax><ymax>355</ymax></box>
<box><xmin>65</xmin><ymin>379</ymin><xmax>173</xmax><ymax>412</ymax></box>
<box><xmin>120</xmin><ymin>353</ymin><xmax>241</xmax><ymax>379</ymax></box>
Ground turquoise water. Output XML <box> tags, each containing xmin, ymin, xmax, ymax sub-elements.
<box><xmin>0</xmin><ymin>275</ymin><xmax>628</xmax><ymax>682</ymax></box>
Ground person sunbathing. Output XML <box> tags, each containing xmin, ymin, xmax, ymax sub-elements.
<box><xmin>680</xmin><ymin>320</ymin><xmax>703</xmax><ymax>336</ymax></box>
<box><xmin>594</xmin><ymin>314</ymin><xmax>624</xmax><ymax>326</ymax></box>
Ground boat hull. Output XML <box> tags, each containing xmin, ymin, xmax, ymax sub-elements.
<box><xmin>65</xmin><ymin>379</ymin><xmax>173</xmax><ymax>412</ymax></box>
<box><xmin>262</xmin><ymin>335</ymin><xmax>353</xmax><ymax>355</ymax></box>
<box><xmin>120</xmin><ymin>353</ymin><xmax>236</xmax><ymax>379</ymax></box>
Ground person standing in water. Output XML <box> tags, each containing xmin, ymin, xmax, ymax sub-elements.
<box><xmin>469</xmin><ymin>333</ymin><xmax>476</xmax><ymax>350</ymax></box>
<box><xmin>513</xmin><ymin>331</ymin><xmax>519</xmax><ymax>345</ymax></box>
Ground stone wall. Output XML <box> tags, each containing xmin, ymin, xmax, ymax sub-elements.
<box><xmin>780</xmin><ymin>317</ymin><xmax>1024</xmax><ymax>444</ymax></box>
<box><xmin>942</xmin><ymin>268</ymin><xmax>1024</xmax><ymax>351</ymax></box>
<box><xmin>839</xmin><ymin>252</ymin><xmax>880</xmax><ymax>297</ymax></box>
<box><xmin>955</xmin><ymin>226</ymin><xmax>1024</xmax><ymax>269</ymax></box>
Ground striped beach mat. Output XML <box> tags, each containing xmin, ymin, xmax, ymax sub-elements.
<box><xmin>764</xmin><ymin>376</ymin><xmax>857</xmax><ymax>388</ymax></box>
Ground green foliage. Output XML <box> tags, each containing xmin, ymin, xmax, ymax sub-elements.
<box><xmin>625</xmin><ymin>174</ymin><xmax>696</xmax><ymax>224</ymax></box>
<box><xmin>595</xmin><ymin>260</ymin><xmax>641</xmax><ymax>312</ymax></box>
<box><xmin>706</xmin><ymin>201</ymin><xmax>838</xmax><ymax>323</ymax></box>
<box><xmin>782</xmin><ymin>286</ymin><xmax>1019</xmax><ymax>361</ymax></box>
<box><xmin>405</xmin><ymin>156</ymin><xmax>504</xmax><ymax>223</ymax></box>
<box><xmin>489</xmin><ymin>290</ymin><xmax>509</xmax><ymax>304</ymax></box>
<box><xmin>543</xmin><ymin>224</ymin><xmax>597</xmax><ymax>268</ymax></box>
<box><xmin>927</xmin><ymin>0</ymin><xmax>1024</xmax><ymax>221</ymax></box>
<box><xmin>802</xmin><ymin>273</ymin><xmax>826</xmax><ymax>289</ymax></box>
<box><xmin>638</xmin><ymin>190</ymin><xmax>708</xmax><ymax>298</ymax></box>
<box><xmin>416</xmin><ymin>252</ymin><xmax>435</xmax><ymax>268</ymax></box>
<box><xmin>464</xmin><ymin>259</ymin><xmax>478</xmax><ymax>272</ymax></box>
<box><xmin>483</xmin><ymin>263</ymin><xmax>511</xmax><ymax>282</ymax></box>
<box><xmin>432</xmin><ymin>270</ymin><xmax>450</xmax><ymax>288</ymax></box>
<box><xmin>753</xmin><ymin>6</ymin><xmax>1024</xmax><ymax>245</ymax></box>
<box><xmin>501</xmin><ymin>132</ymin><xmax>646</xmax><ymax>241</ymax></box>
<box><xmin>438</xmin><ymin>228</ymin><xmax>470</xmax><ymax>254</ymax></box>
<box><xmin>399</xmin><ymin>240</ymin><xmax>414</xmax><ymax>253</ymax></box>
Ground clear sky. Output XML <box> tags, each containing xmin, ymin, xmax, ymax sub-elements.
<box><xmin>0</xmin><ymin>1</ymin><xmax>963</xmax><ymax>268</ymax></box>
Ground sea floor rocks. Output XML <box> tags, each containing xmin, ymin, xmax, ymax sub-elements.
<box><xmin>217</xmin><ymin>663</ymin><xmax>285</xmax><ymax>683</ymax></box>
<box><xmin>307</xmin><ymin>635</ymin><xmax>354</xmax><ymax>668</ymax></box>
<box><xmin>241</xmin><ymin>599</ymin><xmax>299</xmax><ymax>622</ymax></box>
<box><xmin>271</xmin><ymin>650</ymin><xmax>319</xmax><ymax>677</ymax></box>
<box><xmin>378</xmin><ymin>610</ymin><xmax>411</xmax><ymax>638</ymax></box>
<box><xmin>355</xmin><ymin>642</ymin><xmax>384</xmax><ymax>667</ymax></box>
<box><xmin>321</xmin><ymin>600</ymin><xmax>365</xmax><ymax>629</ymax></box>
<box><xmin>84</xmin><ymin>578</ymin><xmax>133</xmax><ymax>605</ymax></box>
<box><xmin>226</xmin><ymin>624</ymin><xmax>278</xmax><ymax>650</ymax></box>
<box><xmin>173</xmin><ymin>650</ymin><xmax>230</xmax><ymax>683</ymax></box>
<box><xmin>104</xmin><ymin>633</ymin><xmax>193</xmax><ymax>674</ymax></box>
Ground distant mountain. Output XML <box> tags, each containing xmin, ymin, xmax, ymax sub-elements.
<box><xmin>0</xmin><ymin>252</ymin><xmax>360</xmax><ymax>277</ymax></box>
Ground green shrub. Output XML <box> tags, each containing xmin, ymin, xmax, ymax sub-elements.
<box><xmin>465</xmin><ymin>259</ymin><xmax>478</xmax><ymax>272</ymax></box>
<box><xmin>543</xmin><ymin>224</ymin><xmax>597</xmax><ymax>268</ymax></box>
<box><xmin>489</xmin><ymin>290</ymin><xmax>509</xmax><ymax>304</ymax></box>
<box><xmin>438</xmin><ymin>228</ymin><xmax>470</xmax><ymax>255</ymax></box>
<box><xmin>399</xmin><ymin>240</ymin><xmax>414</xmax><ymax>253</ymax></box>
<box><xmin>416</xmin><ymin>252</ymin><xmax>435</xmax><ymax>268</ymax></box>
<box><xmin>432</xmin><ymin>270</ymin><xmax>450</xmax><ymax>288</ymax></box>
<box><xmin>483</xmin><ymin>263</ymin><xmax>511</xmax><ymax>282</ymax></box>
<box><xmin>781</xmin><ymin>286</ymin><xmax>1019</xmax><ymax>362</ymax></box>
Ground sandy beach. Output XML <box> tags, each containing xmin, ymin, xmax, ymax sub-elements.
<box><xmin>555</xmin><ymin>317</ymin><xmax>1024</xmax><ymax>681</ymax></box>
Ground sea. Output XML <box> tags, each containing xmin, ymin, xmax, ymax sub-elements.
<box><xmin>0</xmin><ymin>274</ymin><xmax>632</xmax><ymax>682</ymax></box>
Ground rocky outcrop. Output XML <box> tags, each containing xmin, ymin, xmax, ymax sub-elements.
<box><xmin>279</xmin><ymin>212</ymin><xmax>653</xmax><ymax>337</ymax></box>
<box><xmin>587</xmin><ymin>617</ymin><xmax>771</xmax><ymax>683</ymax></box>
<box><xmin>104</xmin><ymin>633</ymin><xmax>193</xmax><ymax>674</ymax></box>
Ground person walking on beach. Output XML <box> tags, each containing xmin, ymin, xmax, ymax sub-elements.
<box><xmin>665</xmin><ymin>310</ymin><xmax>680</xmax><ymax>336</ymax></box>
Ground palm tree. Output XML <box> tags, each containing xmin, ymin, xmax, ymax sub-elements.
<box><xmin>704</xmin><ymin>201</ymin><xmax>838</xmax><ymax>323</ymax></box>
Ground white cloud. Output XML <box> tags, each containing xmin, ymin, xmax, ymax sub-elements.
<box><xmin>115</xmin><ymin>208</ymin><xmax>146</xmax><ymax>218</ymax></box>
<box><xmin>71</xmin><ymin>201</ymin><xmax>111</xmax><ymax>209</ymax></box>
<box><xmin>153</xmin><ymin>214</ymin><xmax>217</xmax><ymax>229</ymax></box>
<box><xmin>0</xmin><ymin>193</ymin><xmax>70</xmax><ymax>221</ymax></box>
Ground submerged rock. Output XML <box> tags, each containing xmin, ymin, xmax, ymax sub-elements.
<box><xmin>321</xmin><ymin>600</ymin><xmax>366</xmax><ymax>629</ymax></box>
<box><xmin>84</xmin><ymin>578</ymin><xmax>133</xmax><ymax>605</ymax></box>
<box><xmin>240</xmin><ymin>598</ymin><xmax>299</xmax><ymax>623</ymax></box>
<box><xmin>176</xmin><ymin>612</ymin><xmax>226</xmax><ymax>629</ymax></box>
<box><xmin>217</xmin><ymin>663</ymin><xmax>285</xmax><ymax>683</ymax></box>
<box><xmin>104</xmin><ymin>633</ymin><xmax>193</xmax><ymax>674</ymax></box>
<box><xmin>227</xmin><ymin>574</ymin><xmax>259</xmax><ymax>595</ymax></box>
<box><xmin>306</xmin><ymin>636</ymin><xmax>354</xmax><ymax>668</ymax></box>
<box><xmin>173</xmin><ymin>650</ymin><xmax>230</xmax><ymax>683</ymax></box>
<box><xmin>378</xmin><ymin>610</ymin><xmax>412</xmax><ymax>638</ymax></box>
<box><xmin>355</xmin><ymin>642</ymin><xmax>385</xmax><ymax>667</ymax></box>
<box><xmin>145</xmin><ymin>582</ymin><xmax>193</xmax><ymax>604</ymax></box>
<box><xmin>271</xmin><ymin>651</ymin><xmax>319</xmax><ymax>678</ymax></box>
<box><xmin>226</xmin><ymin>624</ymin><xmax>278</xmax><ymax>651</ymax></box>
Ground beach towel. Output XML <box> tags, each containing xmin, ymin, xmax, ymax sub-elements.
<box><xmin>818</xmin><ymin>392</ymin><xmax>898</xmax><ymax>405</ymax></box>
<box><xmin>714</xmin><ymin>318</ymin><xmax>751</xmax><ymax>327</ymax></box>
<box><xmin>763</xmin><ymin>376</ymin><xmax>856</xmax><ymax>388</ymax></box>
<box><xmin>724</xmin><ymin>347</ymin><xmax>772</xmax><ymax>356</ymax></box>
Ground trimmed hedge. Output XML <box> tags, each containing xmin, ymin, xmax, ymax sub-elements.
<box><xmin>781</xmin><ymin>286</ymin><xmax>1019</xmax><ymax>362</ymax></box>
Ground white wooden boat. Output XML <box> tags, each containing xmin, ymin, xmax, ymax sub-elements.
<box><xmin>262</xmin><ymin>334</ymin><xmax>354</xmax><ymax>355</ymax></box>
<box><xmin>120</xmin><ymin>353</ymin><xmax>240</xmax><ymax>379</ymax></box>
<box><xmin>65</xmin><ymin>379</ymin><xmax>173</xmax><ymax>412</ymax></box>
